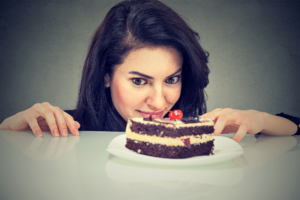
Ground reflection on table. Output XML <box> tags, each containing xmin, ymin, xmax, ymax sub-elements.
<box><xmin>0</xmin><ymin>130</ymin><xmax>299</xmax><ymax>200</ymax></box>
<box><xmin>0</xmin><ymin>130</ymin><xmax>80</xmax><ymax>160</ymax></box>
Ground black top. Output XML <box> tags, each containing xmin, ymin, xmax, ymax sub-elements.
<box><xmin>64</xmin><ymin>110</ymin><xmax>89</xmax><ymax>131</ymax></box>
<box><xmin>65</xmin><ymin>110</ymin><xmax>75</xmax><ymax>116</ymax></box>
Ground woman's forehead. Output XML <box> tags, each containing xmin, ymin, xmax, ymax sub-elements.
<box><xmin>115</xmin><ymin>47</ymin><xmax>183</xmax><ymax>75</ymax></box>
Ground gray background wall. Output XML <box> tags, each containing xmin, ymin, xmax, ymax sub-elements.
<box><xmin>0</xmin><ymin>0</ymin><xmax>299</xmax><ymax>123</ymax></box>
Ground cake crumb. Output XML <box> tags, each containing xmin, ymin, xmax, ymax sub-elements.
<box><xmin>138</xmin><ymin>149</ymin><xmax>141</xmax><ymax>153</ymax></box>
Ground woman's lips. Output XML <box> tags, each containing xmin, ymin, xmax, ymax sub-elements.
<box><xmin>137</xmin><ymin>110</ymin><xmax>164</xmax><ymax>119</ymax></box>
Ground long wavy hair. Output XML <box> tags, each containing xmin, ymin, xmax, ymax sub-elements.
<box><xmin>74</xmin><ymin>0</ymin><xmax>210</xmax><ymax>131</ymax></box>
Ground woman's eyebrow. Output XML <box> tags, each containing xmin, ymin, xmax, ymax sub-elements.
<box><xmin>129</xmin><ymin>68</ymin><xmax>182</xmax><ymax>79</ymax></box>
<box><xmin>166</xmin><ymin>68</ymin><xmax>182</xmax><ymax>78</ymax></box>
<box><xmin>128</xmin><ymin>71</ymin><xmax>153</xmax><ymax>79</ymax></box>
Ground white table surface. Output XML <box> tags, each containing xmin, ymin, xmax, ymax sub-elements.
<box><xmin>0</xmin><ymin>130</ymin><xmax>299</xmax><ymax>200</ymax></box>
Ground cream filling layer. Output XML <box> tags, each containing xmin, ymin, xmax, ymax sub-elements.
<box><xmin>126</xmin><ymin>131</ymin><xmax>214</xmax><ymax>147</ymax></box>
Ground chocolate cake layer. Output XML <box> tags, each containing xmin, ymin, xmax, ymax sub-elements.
<box><xmin>130</xmin><ymin>120</ymin><xmax>214</xmax><ymax>138</ymax></box>
<box><xmin>125</xmin><ymin>138</ymin><xmax>214</xmax><ymax>158</ymax></box>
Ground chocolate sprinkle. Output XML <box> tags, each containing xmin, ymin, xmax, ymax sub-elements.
<box><xmin>181</xmin><ymin>117</ymin><xmax>200</xmax><ymax>123</ymax></box>
<box><xmin>143</xmin><ymin>116</ymin><xmax>153</xmax><ymax>121</ymax></box>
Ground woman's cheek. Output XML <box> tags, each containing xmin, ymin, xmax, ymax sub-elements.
<box><xmin>166</xmin><ymin>86</ymin><xmax>181</xmax><ymax>105</ymax></box>
<box><xmin>112</xmin><ymin>82</ymin><xmax>141</xmax><ymax>108</ymax></box>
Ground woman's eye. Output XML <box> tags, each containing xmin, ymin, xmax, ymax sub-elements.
<box><xmin>166</xmin><ymin>76</ymin><xmax>180</xmax><ymax>84</ymax></box>
<box><xmin>132</xmin><ymin>78</ymin><xmax>147</xmax><ymax>85</ymax></box>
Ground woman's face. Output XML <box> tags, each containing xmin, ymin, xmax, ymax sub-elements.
<box><xmin>106</xmin><ymin>47</ymin><xmax>183</xmax><ymax>121</ymax></box>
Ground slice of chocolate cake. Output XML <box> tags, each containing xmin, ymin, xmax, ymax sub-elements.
<box><xmin>125</xmin><ymin>117</ymin><xmax>214</xmax><ymax>159</ymax></box>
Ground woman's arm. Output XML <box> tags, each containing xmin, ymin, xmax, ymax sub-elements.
<box><xmin>201</xmin><ymin>108</ymin><xmax>299</xmax><ymax>143</ymax></box>
<box><xmin>261</xmin><ymin>112</ymin><xmax>298</xmax><ymax>136</ymax></box>
<box><xmin>0</xmin><ymin>119</ymin><xmax>9</xmax><ymax>130</ymax></box>
<box><xmin>0</xmin><ymin>102</ymin><xmax>80</xmax><ymax>137</ymax></box>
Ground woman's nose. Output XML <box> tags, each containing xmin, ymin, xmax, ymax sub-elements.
<box><xmin>146</xmin><ymin>86</ymin><xmax>166</xmax><ymax>110</ymax></box>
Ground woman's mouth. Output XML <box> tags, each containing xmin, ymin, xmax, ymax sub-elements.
<box><xmin>137</xmin><ymin>110</ymin><xmax>164</xmax><ymax>119</ymax></box>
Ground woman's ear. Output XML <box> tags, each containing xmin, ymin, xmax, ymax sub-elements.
<box><xmin>104</xmin><ymin>74</ymin><xmax>110</xmax><ymax>88</ymax></box>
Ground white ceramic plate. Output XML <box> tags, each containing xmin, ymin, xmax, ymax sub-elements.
<box><xmin>106</xmin><ymin>134</ymin><xmax>244</xmax><ymax>166</ymax></box>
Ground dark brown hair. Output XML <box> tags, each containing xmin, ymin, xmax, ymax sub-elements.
<box><xmin>74</xmin><ymin>0</ymin><xmax>210</xmax><ymax>131</ymax></box>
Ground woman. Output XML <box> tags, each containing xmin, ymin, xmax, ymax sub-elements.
<box><xmin>0</xmin><ymin>0</ymin><xmax>299</xmax><ymax>142</ymax></box>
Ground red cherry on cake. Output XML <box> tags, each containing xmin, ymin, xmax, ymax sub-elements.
<box><xmin>169</xmin><ymin>110</ymin><xmax>183</xmax><ymax>120</ymax></box>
